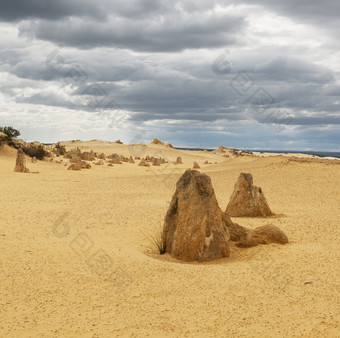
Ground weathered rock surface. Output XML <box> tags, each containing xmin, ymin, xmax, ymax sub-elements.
<box><xmin>138</xmin><ymin>159</ymin><xmax>150</xmax><ymax>167</ymax></box>
<box><xmin>81</xmin><ymin>150</ymin><xmax>95</xmax><ymax>161</ymax></box>
<box><xmin>152</xmin><ymin>158</ymin><xmax>161</xmax><ymax>166</ymax></box>
<box><xmin>14</xmin><ymin>149</ymin><xmax>29</xmax><ymax>173</ymax></box>
<box><xmin>226</xmin><ymin>173</ymin><xmax>273</xmax><ymax>217</ymax></box>
<box><xmin>108</xmin><ymin>158</ymin><xmax>122</xmax><ymax>165</ymax></box>
<box><xmin>97</xmin><ymin>153</ymin><xmax>106</xmax><ymax>160</ymax></box>
<box><xmin>173</xmin><ymin>156</ymin><xmax>183</xmax><ymax>165</ymax></box>
<box><xmin>151</xmin><ymin>138</ymin><xmax>163</xmax><ymax>145</ymax></box>
<box><xmin>81</xmin><ymin>161</ymin><xmax>91</xmax><ymax>169</ymax></box>
<box><xmin>162</xmin><ymin>169</ymin><xmax>230</xmax><ymax>262</ymax></box>
<box><xmin>222</xmin><ymin>213</ymin><xmax>288</xmax><ymax>247</ymax></box>
<box><xmin>252</xmin><ymin>225</ymin><xmax>288</xmax><ymax>245</ymax></box>
<box><xmin>67</xmin><ymin>159</ymin><xmax>82</xmax><ymax>170</ymax></box>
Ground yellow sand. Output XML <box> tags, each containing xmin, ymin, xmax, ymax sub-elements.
<box><xmin>0</xmin><ymin>140</ymin><xmax>339</xmax><ymax>337</ymax></box>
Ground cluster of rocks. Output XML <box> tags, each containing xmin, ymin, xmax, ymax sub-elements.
<box><xmin>138</xmin><ymin>155</ymin><xmax>168</xmax><ymax>167</ymax></box>
<box><xmin>161</xmin><ymin>169</ymin><xmax>287</xmax><ymax>262</ymax></box>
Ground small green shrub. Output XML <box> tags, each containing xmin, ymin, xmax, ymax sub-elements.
<box><xmin>150</xmin><ymin>228</ymin><xmax>167</xmax><ymax>255</ymax></box>
<box><xmin>23</xmin><ymin>144</ymin><xmax>48</xmax><ymax>160</ymax></box>
<box><xmin>0</xmin><ymin>126</ymin><xmax>20</xmax><ymax>141</ymax></box>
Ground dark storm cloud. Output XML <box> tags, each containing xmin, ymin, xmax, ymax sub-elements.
<box><xmin>19</xmin><ymin>13</ymin><xmax>246</xmax><ymax>52</ymax></box>
<box><xmin>240</xmin><ymin>0</ymin><xmax>340</xmax><ymax>23</ymax></box>
<box><xmin>0</xmin><ymin>0</ymin><xmax>107</xmax><ymax>21</ymax></box>
<box><xmin>1</xmin><ymin>0</ymin><xmax>339</xmax><ymax>149</ymax></box>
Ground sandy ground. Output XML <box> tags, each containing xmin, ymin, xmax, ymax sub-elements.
<box><xmin>0</xmin><ymin>140</ymin><xmax>339</xmax><ymax>337</ymax></box>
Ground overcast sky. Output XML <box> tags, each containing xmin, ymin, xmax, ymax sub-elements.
<box><xmin>0</xmin><ymin>0</ymin><xmax>339</xmax><ymax>150</ymax></box>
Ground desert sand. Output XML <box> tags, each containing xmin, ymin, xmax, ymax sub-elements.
<box><xmin>0</xmin><ymin>140</ymin><xmax>339</xmax><ymax>337</ymax></box>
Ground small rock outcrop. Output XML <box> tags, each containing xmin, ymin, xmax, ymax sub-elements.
<box><xmin>152</xmin><ymin>158</ymin><xmax>161</xmax><ymax>166</ymax></box>
<box><xmin>108</xmin><ymin>158</ymin><xmax>122</xmax><ymax>164</ymax></box>
<box><xmin>128</xmin><ymin>156</ymin><xmax>135</xmax><ymax>164</ymax></box>
<box><xmin>193</xmin><ymin>162</ymin><xmax>200</xmax><ymax>169</ymax></box>
<box><xmin>81</xmin><ymin>161</ymin><xmax>91</xmax><ymax>169</ymax></box>
<box><xmin>14</xmin><ymin>149</ymin><xmax>29</xmax><ymax>173</ymax></box>
<box><xmin>97</xmin><ymin>153</ymin><xmax>106</xmax><ymax>160</ymax></box>
<box><xmin>162</xmin><ymin>169</ymin><xmax>230</xmax><ymax>262</ymax></box>
<box><xmin>31</xmin><ymin>156</ymin><xmax>37</xmax><ymax>163</ymax></box>
<box><xmin>173</xmin><ymin>156</ymin><xmax>183</xmax><ymax>165</ymax></box>
<box><xmin>67</xmin><ymin>159</ymin><xmax>82</xmax><ymax>170</ymax></box>
<box><xmin>138</xmin><ymin>159</ymin><xmax>150</xmax><ymax>167</ymax></box>
<box><xmin>217</xmin><ymin>145</ymin><xmax>227</xmax><ymax>153</ymax></box>
<box><xmin>114</xmin><ymin>139</ymin><xmax>123</xmax><ymax>144</ymax></box>
<box><xmin>222</xmin><ymin>213</ymin><xmax>288</xmax><ymax>247</ymax></box>
<box><xmin>226</xmin><ymin>173</ymin><xmax>273</xmax><ymax>217</ymax></box>
<box><xmin>151</xmin><ymin>138</ymin><xmax>163</xmax><ymax>145</ymax></box>
<box><xmin>252</xmin><ymin>225</ymin><xmax>288</xmax><ymax>245</ymax></box>
<box><xmin>81</xmin><ymin>151</ymin><xmax>95</xmax><ymax>161</ymax></box>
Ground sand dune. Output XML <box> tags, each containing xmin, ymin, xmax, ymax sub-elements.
<box><xmin>0</xmin><ymin>141</ymin><xmax>339</xmax><ymax>337</ymax></box>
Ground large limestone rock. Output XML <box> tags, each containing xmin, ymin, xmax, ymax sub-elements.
<box><xmin>162</xmin><ymin>169</ymin><xmax>230</xmax><ymax>262</ymax></box>
<box><xmin>14</xmin><ymin>149</ymin><xmax>29</xmax><ymax>173</ymax></box>
<box><xmin>226</xmin><ymin>173</ymin><xmax>273</xmax><ymax>217</ymax></box>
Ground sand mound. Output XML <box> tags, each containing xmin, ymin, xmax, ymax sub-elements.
<box><xmin>0</xmin><ymin>132</ymin><xmax>7</xmax><ymax>145</ymax></box>
<box><xmin>162</xmin><ymin>169</ymin><xmax>230</xmax><ymax>262</ymax></box>
<box><xmin>0</xmin><ymin>144</ymin><xmax>17</xmax><ymax>157</ymax></box>
<box><xmin>226</xmin><ymin>173</ymin><xmax>273</xmax><ymax>217</ymax></box>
